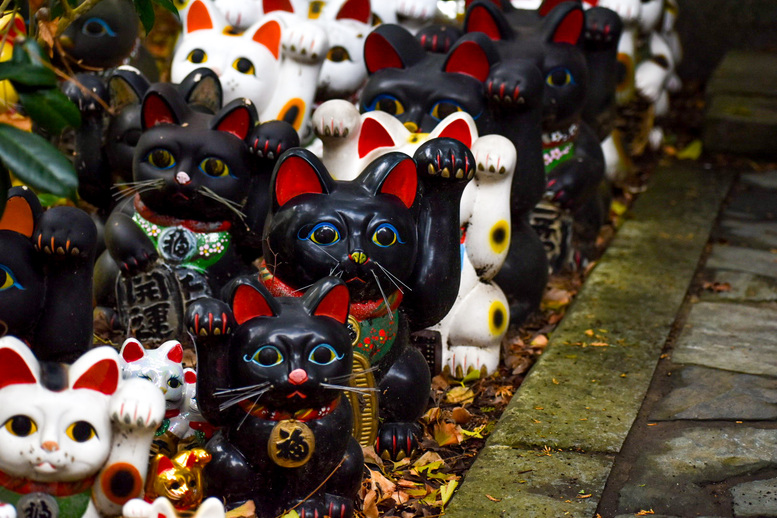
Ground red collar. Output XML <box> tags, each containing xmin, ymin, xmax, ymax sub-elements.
<box><xmin>134</xmin><ymin>195</ymin><xmax>232</xmax><ymax>233</ymax></box>
<box><xmin>237</xmin><ymin>397</ymin><xmax>340</xmax><ymax>422</ymax></box>
<box><xmin>0</xmin><ymin>468</ymin><xmax>95</xmax><ymax>497</ymax></box>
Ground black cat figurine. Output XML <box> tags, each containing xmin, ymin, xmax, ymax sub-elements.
<box><xmin>258</xmin><ymin>141</ymin><xmax>474</xmax><ymax>459</ymax></box>
<box><xmin>0</xmin><ymin>186</ymin><xmax>97</xmax><ymax>362</ymax></box>
<box><xmin>186</xmin><ymin>275</ymin><xmax>364</xmax><ymax>518</ymax></box>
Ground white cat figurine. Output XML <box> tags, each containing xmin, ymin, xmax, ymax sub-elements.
<box><xmin>0</xmin><ymin>336</ymin><xmax>164</xmax><ymax>518</ymax></box>
<box><xmin>123</xmin><ymin>497</ymin><xmax>225</xmax><ymax>518</ymax></box>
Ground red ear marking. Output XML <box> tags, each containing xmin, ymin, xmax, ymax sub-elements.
<box><xmin>121</xmin><ymin>339</ymin><xmax>145</xmax><ymax>363</ymax></box>
<box><xmin>275</xmin><ymin>155</ymin><xmax>325</xmax><ymax>206</ymax></box>
<box><xmin>252</xmin><ymin>19</ymin><xmax>282</xmax><ymax>59</ymax></box>
<box><xmin>263</xmin><ymin>0</ymin><xmax>294</xmax><ymax>12</ymax></box>
<box><xmin>466</xmin><ymin>5</ymin><xmax>502</xmax><ymax>41</ymax></box>
<box><xmin>0</xmin><ymin>195</ymin><xmax>35</xmax><ymax>237</ymax></box>
<box><xmin>358</xmin><ymin>118</ymin><xmax>398</xmax><ymax>158</ymax></box>
<box><xmin>445</xmin><ymin>40</ymin><xmax>491</xmax><ymax>82</ymax></box>
<box><xmin>313</xmin><ymin>284</ymin><xmax>350</xmax><ymax>324</ymax></box>
<box><xmin>336</xmin><ymin>0</ymin><xmax>371</xmax><ymax>23</ymax></box>
<box><xmin>184</xmin><ymin>370</ymin><xmax>197</xmax><ymax>384</ymax></box>
<box><xmin>215</xmin><ymin>107</ymin><xmax>252</xmax><ymax>139</ymax></box>
<box><xmin>166</xmin><ymin>343</ymin><xmax>183</xmax><ymax>364</ymax></box>
<box><xmin>364</xmin><ymin>33</ymin><xmax>404</xmax><ymax>73</ymax></box>
<box><xmin>73</xmin><ymin>359</ymin><xmax>120</xmax><ymax>395</ymax></box>
<box><xmin>380</xmin><ymin>159</ymin><xmax>417</xmax><ymax>208</ymax></box>
<box><xmin>156</xmin><ymin>455</ymin><xmax>175</xmax><ymax>474</ymax></box>
<box><xmin>0</xmin><ymin>347</ymin><xmax>37</xmax><ymax>390</ymax></box>
<box><xmin>539</xmin><ymin>0</ymin><xmax>571</xmax><ymax>17</ymax></box>
<box><xmin>143</xmin><ymin>93</ymin><xmax>176</xmax><ymax>129</ymax></box>
<box><xmin>187</xmin><ymin>0</ymin><xmax>214</xmax><ymax>33</ymax></box>
<box><xmin>233</xmin><ymin>284</ymin><xmax>276</xmax><ymax>325</ymax></box>
<box><xmin>552</xmin><ymin>9</ymin><xmax>584</xmax><ymax>44</ymax></box>
<box><xmin>437</xmin><ymin>118</ymin><xmax>474</xmax><ymax>148</ymax></box>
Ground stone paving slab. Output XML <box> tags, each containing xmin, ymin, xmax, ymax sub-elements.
<box><xmin>714</xmin><ymin>219</ymin><xmax>777</xmax><ymax>250</ymax></box>
<box><xmin>741</xmin><ymin>170</ymin><xmax>777</xmax><ymax>190</ymax></box>
<box><xmin>703</xmin><ymin>93</ymin><xmax>777</xmax><ymax>155</ymax></box>
<box><xmin>724</xmin><ymin>189</ymin><xmax>777</xmax><ymax>220</ymax></box>
<box><xmin>705</xmin><ymin>245</ymin><xmax>777</xmax><ymax>279</ymax></box>
<box><xmin>731</xmin><ymin>478</ymin><xmax>777</xmax><ymax>517</ymax></box>
<box><xmin>699</xmin><ymin>270</ymin><xmax>777</xmax><ymax>303</ymax></box>
<box><xmin>705</xmin><ymin>51</ymin><xmax>777</xmax><ymax>99</ymax></box>
<box><xmin>671</xmin><ymin>302</ymin><xmax>777</xmax><ymax>376</ymax></box>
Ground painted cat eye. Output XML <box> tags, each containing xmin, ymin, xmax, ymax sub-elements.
<box><xmin>146</xmin><ymin>149</ymin><xmax>176</xmax><ymax>170</ymax></box>
<box><xmin>372</xmin><ymin>223</ymin><xmax>402</xmax><ymax>248</ymax></box>
<box><xmin>0</xmin><ymin>265</ymin><xmax>24</xmax><ymax>291</ymax></box>
<box><xmin>187</xmin><ymin>49</ymin><xmax>208</xmax><ymax>64</ymax></box>
<box><xmin>199</xmin><ymin>158</ymin><xmax>231</xmax><ymax>177</ymax></box>
<box><xmin>308</xmin><ymin>344</ymin><xmax>344</xmax><ymax>366</ymax></box>
<box><xmin>82</xmin><ymin>17</ymin><xmax>116</xmax><ymax>37</ymax></box>
<box><xmin>4</xmin><ymin>415</ymin><xmax>37</xmax><ymax>437</ymax></box>
<box><xmin>167</xmin><ymin>376</ymin><xmax>182</xmax><ymax>389</ymax></box>
<box><xmin>546</xmin><ymin>67</ymin><xmax>575</xmax><ymax>87</ymax></box>
<box><xmin>366</xmin><ymin>94</ymin><xmax>405</xmax><ymax>116</ymax></box>
<box><xmin>232</xmin><ymin>57</ymin><xmax>256</xmax><ymax>76</ymax></box>
<box><xmin>66</xmin><ymin>421</ymin><xmax>98</xmax><ymax>442</ymax></box>
<box><xmin>301</xmin><ymin>223</ymin><xmax>340</xmax><ymax>246</ymax></box>
<box><xmin>326</xmin><ymin>46</ymin><xmax>351</xmax><ymax>63</ymax></box>
<box><xmin>246</xmin><ymin>345</ymin><xmax>284</xmax><ymax>367</ymax></box>
<box><xmin>430</xmin><ymin>100</ymin><xmax>463</xmax><ymax>121</ymax></box>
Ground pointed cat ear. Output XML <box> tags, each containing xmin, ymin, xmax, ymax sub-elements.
<box><xmin>542</xmin><ymin>2</ymin><xmax>584</xmax><ymax>45</ymax></box>
<box><xmin>230</xmin><ymin>278</ymin><xmax>280</xmax><ymax>325</ymax></box>
<box><xmin>359</xmin><ymin>152</ymin><xmax>418</xmax><ymax>209</ymax></box>
<box><xmin>179</xmin><ymin>67</ymin><xmax>223</xmax><ymax>114</ymax></box>
<box><xmin>364</xmin><ymin>24</ymin><xmax>424</xmax><ymax>74</ymax></box>
<box><xmin>249</xmin><ymin>18</ymin><xmax>282</xmax><ymax>60</ymax></box>
<box><xmin>185</xmin><ymin>0</ymin><xmax>218</xmax><ymax>33</ymax></box>
<box><xmin>159</xmin><ymin>341</ymin><xmax>184</xmax><ymax>364</ymax></box>
<box><xmin>120</xmin><ymin>338</ymin><xmax>146</xmax><ymax>363</ymax></box>
<box><xmin>443</xmin><ymin>33</ymin><xmax>497</xmax><ymax>82</ymax></box>
<box><xmin>210</xmin><ymin>98</ymin><xmax>258</xmax><ymax>140</ymax></box>
<box><xmin>0</xmin><ymin>187</ymin><xmax>41</xmax><ymax>238</ymax></box>
<box><xmin>358</xmin><ymin>116</ymin><xmax>400</xmax><ymax>159</ymax></box>
<box><xmin>108</xmin><ymin>66</ymin><xmax>149</xmax><ymax>112</ymax></box>
<box><xmin>303</xmin><ymin>277</ymin><xmax>350</xmax><ymax>325</ymax></box>
<box><xmin>262</xmin><ymin>0</ymin><xmax>294</xmax><ymax>13</ymax></box>
<box><xmin>0</xmin><ymin>336</ymin><xmax>40</xmax><ymax>389</ymax></box>
<box><xmin>430</xmin><ymin>114</ymin><xmax>476</xmax><ymax>149</ymax></box>
<box><xmin>464</xmin><ymin>1</ymin><xmax>512</xmax><ymax>41</ymax></box>
<box><xmin>335</xmin><ymin>0</ymin><xmax>371</xmax><ymax>23</ymax></box>
<box><xmin>141</xmin><ymin>86</ymin><xmax>187</xmax><ymax>129</ymax></box>
<box><xmin>538</xmin><ymin>0</ymin><xmax>578</xmax><ymax>17</ymax></box>
<box><xmin>156</xmin><ymin>455</ymin><xmax>175</xmax><ymax>475</ymax></box>
<box><xmin>272</xmin><ymin>149</ymin><xmax>331</xmax><ymax>208</ymax></box>
<box><xmin>70</xmin><ymin>347</ymin><xmax>121</xmax><ymax>395</ymax></box>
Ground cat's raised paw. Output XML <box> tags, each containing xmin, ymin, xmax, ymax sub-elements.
<box><xmin>111</xmin><ymin>377</ymin><xmax>166</xmax><ymax>429</ymax></box>
<box><xmin>249</xmin><ymin>120</ymin><xmax>300</xmax><ymax>161</ymax></box>
<box><xmin>375</xmin><ymin>422</ymin><xmax>421</xmax><ymax>461</ymax></box>
<box><xmin>33</xmin><ymin>206</ymin><xmax>97</xmax><ymax>260</ymax></box>
<box><xmin>324</xmin><ymin>495</ymin><xmax>353</xmax><ymax>518</ymax></box>
<box><xmin>312</xmin><ymin>100</ymin><xmax>360</xmax><ymax>140</ymax></box>
<box><xmin>0</xmin><ymin>502</ymin><xmax>16</xmax><ymax>518</ymax></box>
<box><xmin>186</xmin><ymin>298</ymin><xmax>234</xmax><ymax>338</ymax></box>
<box><xmin>413</xmin><ymin>138</ymin><xmax>475</xmax><ymax>184</ymax></box>
<box><xmin>486</xmin><ymin>61</ymin><xmax>543</xmax><ymax>109</ymax></box>
<box><xmin>281</xmin><ymin>21</ymin><xmax>329</xmax><ymax>64</ymax></box>
<box><xmin>584</xmin><ymin>7</ymin><xmax>622</xmax><ymax>49</ymax></box>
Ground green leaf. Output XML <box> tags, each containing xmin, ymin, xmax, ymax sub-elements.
<box><xmin>152</xmin><ymin>0</ymin><xmax>180</xmax><ymax>19</ymax></box>
<box><xmin>12</xmin><ymin>39</ymin><xmax>50</xmax><ymax>67</ymax></box>
<box><xmin>0</xmin><ymin>124</ymin><xmax>78</xmax><ymax>201</ymax></box>
<box><xmin>0</xmin><ymin>63</ymin><xmax>57</xmax><ymax>88</ymax></box>
<box><xmin>37</xmin><ymin>193</ymin><xmax>63</xmax><ymax>208</ymax></box>
<box><xmin>19</xmin><ymin>88</ymin><xmax>82</xmax><ymax>134</ymax></box>
<box><xmin>133</xmin><ymin>0</ymin><xmax>156</xmax><ymax>34</ymax></box>
<box><xmin>460</xmin><ymin>368</ymin><xmax>482</xmax><ymax>385</ymax></box>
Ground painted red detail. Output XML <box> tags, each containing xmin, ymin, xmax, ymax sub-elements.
<box><xmin>288</xmin><ymin>369</ymin><xmax>308</xmax><ymax>385</ymax></box>
<box><xmin>215</xmin><ymin>106</ymin><xmax>252</xmax><ymax>140</ymax></box>
<box><xmin>187</xmin><ymin>0</ymin><xmax>214</xmax><ymax>33</ymax></box>
<box><xmin>445</xmin><ymin>41</ymin><xmax>491</xmax><ymax>81</ymax></box>
<box><xmin>252</xmin><ymin>20</ymin><xmax>282</xmax><ymax>60</ymax></box>
<box><xmin>142</xmin><ymin>93</ymin><xmax>176</xmax><ymax>129</ymax></box>
<box><xmin>437</xmin><ymin>118</ymin><xmax>473</xmax><ymax>148</ymax></box>
<box><xmin>358</xmin><ymin>118</ymin><xmax>397</xmax><ymax>158</ymax></box>
<box><xmin>275</xmin><ymin>156</ymin><xmax>325</xmax><ymax>206</ymax></box>
<box><xmin>312</xmin><ymin>284</ymin><xmax>350</xmax><ymax>324</ymax></box>
<box><xmin>539</xmin><ymin>0</ymin><xmax>569</xmax><ymax>17</ymax></box>
<box><xmin>551</xmin><ymin>9</ymin><xmax>584</xmax><ymax>45</ymax></box>
<box><xmin>233</xmin><ymin>284</ymin><xmax>276</xmax><ymax>325</ymax></box>
<box><xmin>0</xmin><ymin>348</ymin><xmax>37</xmax><ymax>389</ymax></box>
<box><xmin>380</xmin><ymin>159</ymin><xmax>417</xmax><ymax>209</ymax></box>
<box><xmin>184</xmin><ymin>370</ymin><xmax>197</xmax><ymax>384</ymax></box>
<box><xmin>336</xmin><ymin>0</ymin><xmax>370</xmax><ymax>23</ymax></box>
<box><xmin>156</xmin><ymin>455</ymin><xmax>175</xmax><ymax>474</ymax></box>
<box><xmin>466</xmin><ymin>5</ymin><xmax>502</xmax><ymax>41</ymax></box>
<box><xmin>262</xmin><ymin>0</ymin><xmax>294</xmax><ymax>12</ymax></box>
<box><xmin>166</xmin><ymin>342</ymin><xmax>183</xmax><ymax>363</ymax></box>
<box><xmin>73</xmin><ymin>359</ymin><xmax>119</xmax><ymax>395</ymax></box>
<box><xmin>364</xmin><ymin>33</ymin><xmax>404</xmax><ymax>73</ymax></box>
<box><xmin>121</xmin><ymin>339</ymin><xmax>145</xmax><ymax>363</ymax></box>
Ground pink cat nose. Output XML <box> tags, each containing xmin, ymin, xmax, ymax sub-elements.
<box><xmin>41</xmin><ymin>441</ymin><xmax>59</xmax><ymax>452</ymax></box>
<box><xmin>288</xmin><ymin>369</ymin><xmax>308</xmax><ymax>386</ymax></box>
<box><xmin>175</xmin><ymin>172</ymin><xmax>191</xmax><ymax>185</ymax></box>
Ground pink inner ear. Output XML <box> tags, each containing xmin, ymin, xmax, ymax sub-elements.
<box><xmin>552</xmin><ymin>9</ymin><xmax>584</xmax><ymax>44</ymax></box>
<box><xmin>166</xmin><ymin>343</ymin><xmax>183</xmax><ymax>364</ymax></box>
<box><xmin>252</xmin><ymin>19</ymin><xmax>282</xmax><ymax>60</ymax></box>
<box><xmin>263</xmin><ymin>0</ymin><xmax>294</xmax><ymax>12</ymax></box>
<box><xmin>121</xmin><ymin>339</ymin><xmax>145</xmax><ymax>363</ymax></box>
<box><xmin>358</xmin><ymin>118</ymin><xmax>398</xmax><ymax>158</ymax></box>
<box><xmin>445</xmin><ymin>40</ymin><xmax>491</xmax><ymax>82</ymax></box>
<box><xmin>466</xmin><ymin>5</ymin><xmax>502</xmax><ymax>40</ymax></box>
<box><xmin>143</xmin><ymin>93</ymin><xmax>176</xmax><ymax>129</ymax></box>
<box><xmin>336</xmin><ymin>0</ymin><xmax>370</xmax><ymax>23</ymax></box>
<box><xmin>184</xmin><ymin>370</ymin><xmax>197</xmax><ymax>384</ymax></box>
<box><xmin>187</xmin><ymin>0</ymin><xmax>214</xmax><ymax>33</ymax></box>
<box><xmin>0</xmin><ymin>347</ymin><xmax>37</xmax><ymax>390</ymax></box>
<box><xmin>156</xmin><ymin>455</ymin><xmax>175</xmax><ymax>474</ymax></box>
<box><xmin>364</xmin><ymin>34</ymin><xmax>404</xmax><ymax>74</ymax></box>
<box><xmin>73</xmin><ymin>359</ymin><xmax>119</xmax><ymax>395</ymax></box>
<box><xmin>437</xmin><ymin>119</ymin><xmax>474</xmax><ymax>148</ymax></box>
<box><xmin>313</xmin><ymin>284</ymin><xmax>350</xmax><ymax>324</ymax></box>
<box><xmin>233</xmin><ymin>284</ymin><xmax>276</xmax><ymax>325</ymax></box>
<box><xmin>216</xmin><ymin>107</ymin><xmax>252</xmax><ymax>140</ymax></box>
<box><xmin>275</xmin><ymin>155</ymin><xmax>325</xmax><ymax>206</ymax></box>
<box><xmin>380</xmin><ymin>159</ymin><xmax>417</xmax><ymax>208</ymax></box>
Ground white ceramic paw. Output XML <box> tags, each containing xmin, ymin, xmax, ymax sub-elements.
<box><xmin>313</xmin><ymin>100</ymin><xmax>361</xmax><ymax>140</ymax></box>
<box><xmin>471</xmin><ymin>134</ymin><xmax>517</xmax><ymax>181</ymax></box>
<box><xmin>396</xmin><ymin>0</ymin><xmax>437</xmax><ymax>21</ymax></box>
<box><xmin>0</xmin><ymin>503</ymin><xmax>16</xmax><ymax>518</ymax></box>
<box><xmin>122</xmin><ymin>499</ymin><xmax>153</xmax><ymax>518</ymax></box>
<box><xmin>442</xmin><ymin>344</ymin><xmax>501</xmax><ymax>379</ymax></box>
<box><xmin>594</xmin><ymin>0</ymin><xmax>641</xmax><ymax>23</ymax></box>
<box><xmin>282</xmin><ymin>21</ymin><xmax>329</xmax><ymax>64</ymax></box>
<box><xmin>635</xmin><ymin>60</ymin><xmax>667</xmax><ymax>103</ymax></box>
<box><xmin>110</xmin><ymin>378</ymin><xmax>165</xmax><ymax>430</ymax></box>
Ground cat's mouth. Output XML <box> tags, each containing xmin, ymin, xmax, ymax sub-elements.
<box><xmin>345</xmin><ymin>276</ymin><xmax>367</xmax><ymax>285</ymax></box>
<box><xmin>34</xmin><ymin>461</ymin><xmax>59</xmax><ymax>474</ymax></box>
<box><xmin>286</xmin><ymin>390</ymin><xmax>308</xmax><ymax>399</ymax></box>
<box><xmin>172</xmin><ymin>192</ymin><xmax>191</xmax><ymax>201</ymax></box>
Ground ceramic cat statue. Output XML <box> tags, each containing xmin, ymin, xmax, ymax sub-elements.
<box><xmin>123</xmin><ymin>497</ymin><xmax>225</xmax><ymax>518</ymax></box>
<box><xmin>371</xmin><ymin>0</ymin><xmax>440</xmax><ymax>33</ymax></box>
<box><xmin>186</xmin><ymin>276</ymin><xmax>364</xmax><ymax>518</ymax></box>
<box><xmin>313</xmin><ymin>102</ymin><xmax>514</xmax><ymax>377</ymax></box>
<box><xmin>0</xmin><ymin>336</ymin><xmax>165</xmax><ymax>518</ymax></box>
<box><xmin>0</xmin><ymin>187</ymin><xmax>97</xmax><ymax>363</ymax></box>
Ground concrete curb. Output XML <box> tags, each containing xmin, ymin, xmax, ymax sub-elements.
<box><xmin>444</xmin><ymin>164</ymin><xmax>735</xmax><ymax>517</ymax></box>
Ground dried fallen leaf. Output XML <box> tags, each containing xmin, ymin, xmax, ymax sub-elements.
<box><xmin>702</xmin><ymin>281</ymin><xmax>732</xmax><ymax>293</ymax></box>
<box><xmin>433</xmin><ymin>422</ymin><xmax>463</xmax><ymax>446</ymax></box>
<box><xmin>635</xmin><ymin>510</ymin><xmax>655</xmax><ymax>516</ymax></box>
<box><xmin>444</xmin><ymin>386</ymin><xmax>475</xmax><ymax>405</ymax></box>
<box><xmin>451</xmin><ymin>407</ymin><xmax>472</xmax><ymax>424</ymax></box>
<box><xmin>485</xmin><ymin>494</ymin><xmax>502</xmax><ymax>502</ymax></box>
<box><xmin>413</xmin><ymin>451</ymin><xmax>444</xmax><ymax>468</ymax></box>
<box><xmin>440</xmin><ymin>480</ymin><xmax>458</xmax><ymax>508</ymax></box>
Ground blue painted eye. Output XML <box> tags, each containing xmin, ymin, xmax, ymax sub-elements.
<box><xmin>308</xmin><ymin>344</ymin><xmax>344</xmax><ymax>365</ymax></box>
<box><xmin>0</xmin><ymin>265</ymin><xmax>24</xmax><ymax>291</ymax></box>
<box><xmin>365</xmin><ymin>94</ymin><xmax>405</xmax><ymax>116</ymax></box>
<box><xmin>372</xmin><ymin>223</ymin><xmax>403</xmax><ymax>248</ymax></box>
<box><xmin>199</xmin><ymin>158</ymin><xmax>231</xmax><ymax>177</ymax></box>
<box><xmin>299</xmin><ymin>223</ymin><xmax>340</xmax><ymax>246</ymax></box>
<box><xmin>546</xmin><ymin>67</ymin><xmax>575</xmax><ymax>87</ymax></box>
<box><xmin>430</xmin><ymin>100</ymin><xmax>464</xmax><ymax>121</ymax></box>
<box><xmin>246</xmin><ymin>346</ymin><xmax>283</xmax><ymax>367</ymax></box>
<box><xmin>81</xmin><ymin>17</ymin><xmax>117</xmax><ymax>37</ymax></box>
<box><xmin>146</xmin><ymin>149</ymin><xmax>176</xmax><ymax>170</ymax></box>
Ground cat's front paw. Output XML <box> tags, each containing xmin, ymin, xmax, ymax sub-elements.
<box><xmin>292</xmin><ymin>498</ymin><xmax>328</xmax><ymax>518</ymax></box>
<box><xmin>396</xmin><ymin>0</ymin><xmax>437</xmax><ymax>21</ymax></box>
<box><xmin>312</xmin><ymin>100</ymin><xmax>360</xmax><ymax>140</ymax></box>
<box><xmin>324</xmin><ymin>495</ymin><xmax>353</xmax><ymax>518</ymax></box>
<box><xmin>635</xmin><ymin>59</ymin><xmax>669</xmax><ymax>103</ymax></box>
<box><xmin>413</xmin><ymin>138</ymin><xmax>475</xmax><ymax>188</ymax></box>
<box><xmin>416</xmin><ymin>24</ymin><xmax>463</xmax><ymax>54</ymax></box>
<box><xmin>471</xmin><ymin>134</ymin><xmax>517</xmax><ymax>180</ymax></box>
<box><xmin>111</xmin><ymin>377</ymin><xmax>165</xmax><ymax>430</ymax></box>
<box><xmin>281</xmin><ymin>20</ymin><xmax>328</xmax><ymax>64</ymax></box>
<box><xmin>34</xmin><ymin>206</ymin><xmax>97</xmax><ymax>260</ymax></box>
<box><xmin>61</xmin><ymin>73</ymin><xmax>108</xmax><ymax>116</ymax></box>
<box><xmin>249</xmin><ymin>120</ymin><xmax>299</xmax><ymax>161</ymax></box>
<box><xmin>0</xmin><ymin>502</ymin><xmax>16</xmax><ymax>518</ymax></box>
<box><xmin>486</xmin><ymin>60</ymin><xmax>543</xmax><ymax>110</ymax></box>
<box><xmin>584</xmin><ymin>7</ymin><xmax>622</xmax><ymax>50</ymax></box>
<box><xmin>122</xmin><ymin>498</ymin><xmax>153</xmax><ymax>518</ymax></box>
<box><xmin>186</xmin><ymin>298</ymin><xmax>234</xmax><ymax>337</ymax></box>
<box><xmin>375</xmin><ymin>422</ymin><xmax>421</xmax><ymax>461</ymax></box>
<box><xmin>443</xmin><ymin>344</ymin><xmax>500</xmax><ymax>380</ymax></box>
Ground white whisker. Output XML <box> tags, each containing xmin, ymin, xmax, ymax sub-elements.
<box><xmin>371</xmin><ymin>270</ymin><xmax>393</xmax><ymax>320</ymax></box>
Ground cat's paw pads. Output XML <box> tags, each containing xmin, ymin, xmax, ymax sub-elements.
<box><xmin>282</xmin><ymin>21</ymin><xmax>328</xmax><ymax>63</ymax></box>
<box><xmin>111</xmin><ymin>377</ymin><xmax>165</xmax><ymax>429</ymax></box>
<box><xmin>186</xmin><ymin>298</ymin><xmax>234</xmax><ymax>337</ymax></box>
<box><xmin>584</xmin><ymin>7</ymin><xmax>621</xmax><ymax>48</ymax></box>
<box><xmin>485</xmin><ymin>62</ymin><xmax>542</xmax><ymax>108</ymax></box>
<box><xmin>293</xmin><ymin>498</ymin><xmax>328</xmax><ymax>518</ymax></box>
<box><xmin>122</xmin><ymin>498</ymin><xmax>153</xmax><ymax>518</ymax></box>
<box><xmin>312</xmin><ymin>100</ymin><xmax>360</xmax><ymax>139</ymax></box>
<box><xmin>471</xmin><ymin>135</ymin><xmax>516</xmax><ymax>180</ymax></box>
<box><xmin>323</xmin><ymin>495</ymin><xmax>353</xmax><ymax>518</ymax></box>
<box><xmin>397</xmin><ymin>0</ymin><xmax>436</xmax><ymax>21</ymax></box>
<box><xmin>115</xmin><ymin>245</ymin><xmax>158</xmax><ymax>275</ymax></box>
<box><xmin>442</xmin><ymin>345</ymin><xmax>498</xmax><ymax>380</ymax></box>
<box><xmin>249</xmin><ymin>120</ymin><xmax>300</xmax><ymax>160</ymax></box>
<box><xmin>34</xmin><ymin>207</ymin><xmax>97</xmax><ymax>260</ymax></box>
<box><xmin>0</xmin><ymin>502</ymin><xmax>16</xmax><ymax>518</ymax></box>
<box><xmin>375</xmin><ymin>422</ymin><xmax>421</xmax><ymax>461</ymax></box>
<box><xmin>61</xmin><ymin>73</ymin><xmax>108</xmax><ymax>115</ymax></box>
<box><xmin>416</xmin><ymin>25</ymin><xmax>462</xmax><ymax>54</ymax></box>
<box><xmin>414</xmin><ymin>138</ymin><xmax>475</xmax><ymax>183</ymax></box>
